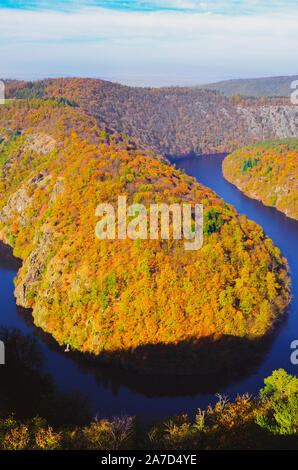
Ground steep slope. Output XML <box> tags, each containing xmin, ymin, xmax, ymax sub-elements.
<box><xmin>223</xmin><ymin>139</ymin><xmax>298</xmax><ymax>220</ymax></box>
<box><xmin>6</xmin><ymin>78</ymin><xmax>298</xmax><ymax>159</ymax></box>
<box><xmin>0</xmin><ymin>98</ymin><xmax>291</xmax><ymax>375</ymax></box>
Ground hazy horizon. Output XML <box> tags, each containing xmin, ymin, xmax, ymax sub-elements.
<box><xmin>2</xmin><ymin>73</ymin><xmax>298</xmax><ymax>90</ymax></box>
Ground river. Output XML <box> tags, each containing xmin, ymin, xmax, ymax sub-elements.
<box><xmin>0</xmin><ymin>154</ymin><xmax>297</xmax><ymax>422</ymax></box>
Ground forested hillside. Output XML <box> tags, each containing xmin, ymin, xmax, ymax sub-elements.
<box><xmin>0</xmin><ymin>97</ymin><xmax>291</xmax><ymax>374</ymax></box>
<box><xmin>223</xmin><ymin>139</ymin><xmax>298</xmax><ymax>220</ymax></box>
<box><xmin>5</xmin><ymin>78</ymin><xmax>298</xmax><ymax>158</ymax></box>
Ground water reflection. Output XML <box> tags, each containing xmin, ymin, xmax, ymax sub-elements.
<box><xmin>0</xmin><ymin>326</ymin><xmax>90</xmax><ymax>425</ymax></box>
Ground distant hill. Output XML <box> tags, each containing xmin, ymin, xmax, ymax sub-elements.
<box><xmin>199</xmin><ymin>75</ymin><xmax>298</xmax><ymax>98</ymax></box>
<box><xmin>5</xmin><ymin>78</ymin><xmax>297</xmax><ymax>159</ymax></box>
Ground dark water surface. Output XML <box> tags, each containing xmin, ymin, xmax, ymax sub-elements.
<box><xmin>0</xmin><ymin>154</ymin><xmax>297</xmax><ymax>421</ymax></box>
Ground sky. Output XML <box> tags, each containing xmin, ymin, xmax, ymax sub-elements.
<box><xmin>0</xmin><ymin>0</ymin><xmax>298</xmax><ymax>86</ymax></box>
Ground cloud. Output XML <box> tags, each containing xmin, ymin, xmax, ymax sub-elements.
<box><xmin>1</xmin><ymin>7</ymin><xmax>297</xmax><ymax>42</ymax></box>
<box><xmin>2</xmin><ymin>0</ymin><xmax>298</xmax><ymax>14</ymax></box>
<box><xmin>0</xmin><ymin>6</ymin><xmax>297</xmax><ymax>85</ymax></box>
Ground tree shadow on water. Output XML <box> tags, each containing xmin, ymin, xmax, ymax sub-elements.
<box><xmin>16</xmin><ymin>305</ymin><xmax>282</xmax><ymax>398</ymax></box>
<box><xmin>0</xmin><ymin>240</ymin><xmax>287</xmax><ymax>401</ymax></box>
<box><xmin>0</xmin><ymin>242</ymin><xmax>22</xmax><ymax>271</ymax></box>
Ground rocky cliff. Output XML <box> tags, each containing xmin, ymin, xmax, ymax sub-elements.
<box><xmin>237</xmin><ymin>105</ymin><xmax>298</xmax><ymax>141</ymax></box>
